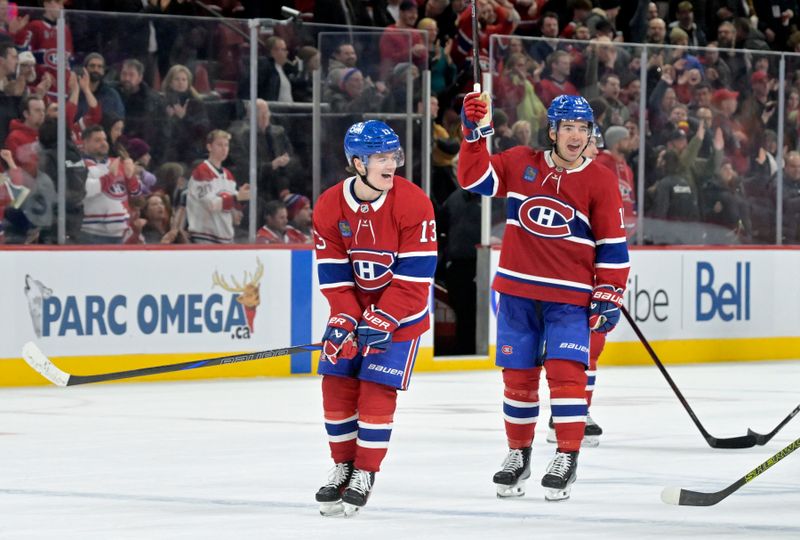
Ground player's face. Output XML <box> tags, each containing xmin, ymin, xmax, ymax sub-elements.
<box><xmin>552</xmin><ymin>120</ymin><xmax>590</xmax><ymax>164</ymax></box>
<box><xmin>357</xmin><ymin>150</ymin><xmax>401</xmax><ymax>190</ymax></box>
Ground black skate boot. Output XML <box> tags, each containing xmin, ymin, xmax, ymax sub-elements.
<box><xmin>341</xmin><ymin>469</ymin><xmax>375</xmax><ymax>517</ymax></box>
<box><xmin>493</xmin><ymin>447</ymin><xmax>532</xmax><ymax>498</ymax></box>
<box><xmin>315</xmin><ymin>461</ymin><xmax>354</xmax><ymax>516</ymax></box>
<box><xmin>582</xmin><ymin>414</ymin><xmax>603</xmax><ymax>447</ymax></box>
<box><xmin>541</xmin><ymin>451</ymin><xmax>579</xmax><ymax>501</ymax></box>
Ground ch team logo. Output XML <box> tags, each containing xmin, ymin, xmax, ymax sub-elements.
<box><xmin>518</xmin><ymin>196</ymin><xmax>575</xmax><ymax>238</ymax></box>
<box><xmin>351</xmin><ymin>250</ymin><xmax>395</xmax><ymax>291</ymax></box>
<box><xmin>107</xmin><ymin>181</ymin><xmax>129</xmax><ymax>199</ymax></box>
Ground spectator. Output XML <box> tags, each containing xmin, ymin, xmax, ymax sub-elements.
<box><xmin>0</xmin><ymin>41</ymin><xmax>22</xmax><ymax>96</ymax></box>
<box><xmin>291</xmin><ymin>46</ymin><xmax>321</xmax><ymax>103</ymax></box>
<box><xmin>161</xmin><ymin>64</ymin><xmax>210</xmax><ymax>166</ymax></box>
<box><xmin>0</xmin><ymin>0</ymin><xmax>27</xmax><ymax>39</ymax></box>
<box><xmin>5</xmin><ymin>95</ymin><xmax>44</xmax><ymax>177</ymax></box>
<box><xmin>702</xmin><ymin>159</ymin><xmax>752</xmax><ymax>243</ymax></box>
<box><xmin>140</xmin><ymin>192</ymin><xmax>187</xmax><ymax>244</ymax></box>
<box><xmin>597</xmin><ymin>72</ymin><xmax>629</xmax><ymax>128</ymax></box>
<box><xmin>379</xmin><ymin>0</ymin><xmax>427</xmax><ymax>80</ymax></box>
<box><xmin>228</xmin><ymin>98</ymin><xmax>302</xmax><ymax>200</ymax></box>
<box><xmin>13</xmin><ymin>0</ymin><xmax>73</xmax><ymax>90</ymax></box>
<box><xmin>241</xmin><ymin>36</ymin><xmax>296</xmax><ymax>103</ymax></box>
<box><xmin>668</xmin><ymin>1</ymin><xmax>707</xmax><ymax>48</ymax></box>
<box><xmin>646</xmin><ymin>17</ymin><xmax>667</xmax><ymax>45</ymax></box>
<box><xmin>282</xmin><ymin>190</ymin><xmax>313</xmax><ymax>243</ymax></box>
<box><xmin>451</xmin><ymin>0</ymin><xmax>516</xmax><ymax>71</ymax></box>
<box><xmin>419</xmin><ymin>18</ymin><xmax>456</xmax><ymax>96</ymax></box>
<box><xmin>66</xmin><ymin>69</ymin><xmax>102</xmax><ymax>146</ymax></box>
<box><xmin>38</xmin><ymin>117</ymin><xmax>86</xmax><ymax>243</ymax></box>
<box><xmin>650</xmin><ymin>148</ymin><xmax>701</xmax><ymax>229</ymax></box>
<box><xmin>255</xmin><ymin>200</ymin><xmax>290</xmax><ymax>244</ymax></box>
<box><xmin>117</xmin><ymin>59</ymin><xmax>164</xmax><ymax>161</ymax></box>
<box><xmin>15</xmin><ymin>51</ymin><xmax>40</xmax><ymax>97</ymax></box>
<box><xmin>738</xmin><ymin>70</ymin><xmax>778</xmax><ymax>137</ymax></box>
<box><xmin>779</xmin><ymin>151</ymin><xmax>800</xmax><ymax>243</ymax></box>
<box><xmin>382</xmin><ymin>63</ymin><xmax>421</xmax><ymax>113</ymax></box>
<box><xmin>79</xmin><ymin>124</ymin><xmax>141</xmax><ymax>245</ymax></box>
<box><xmin>496</xmin><ymin>52</ymin><xmax>547</xmax><ymax>131</ymax></box>
<box><xmin>154</xmin><ymin>161</ymin><xmax>187</xmax><ymax>210</ymax></box>
<box><xmin>712</xmin><ymin>87</ymin><xmax>749</xmax><ymax>174</ymax></box>
<box><xmin>595</xmin><ymin>125</ymin><xmax>636</xmax><ymax>240</ymax></box>
<box><xmin>78</xmin><ymin>53</ymin><xmax>125</xmax><ymax>121</ymax></box>
<box><xmin>186</xmin><ymin>129</ymin><xmax>250</xmax><ymax>244</ymax></box>
<box><xmin>530</xmin><ymin>12</ymin><xmax>561</xmax><ymax>64</ymax></box>
<box><xmin>127</xmin><ymin>138</ymin><xmax>156</xmax><ymax>196</ymax></box>
<box><xmin>510</xmin><ymin>119</ymin><xmax>532</xmax><ymax>147</ymax></box>
<box><xmin>536</xmin><ymin>50</ymin><xmax>578</xmax><ymax>107</ymax></box>
<box><xmin>492</xmin><ymin>108</ymin><xmax>517</xmax><ymax>152</ymax></box>
<box><xmin>0</xmin><ymin>149</ymin><xmax>28</xmax><ymax>244</ymax></box>
<box><xmin>102</xmin><ymin>114</ymin><xmax>126</xmax><ymax>158</ymax></box>
<box><xmin>701</xmin><ymin>41</ymin><xmax>733</xmax><ymax>90</ymax></box>
<box><xmin>421</xmin><ymin>95</ymin><xmax>460</xmax><ymax>204</ymax></box>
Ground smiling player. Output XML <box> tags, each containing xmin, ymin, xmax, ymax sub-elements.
<box><xmin>312</xmin><ymin>120</ymin><xmax>437</xmax><ymax>517</ymax></box>
<box><xmin>457</xmin><ymin>94</ymin><xmax>630</xmax><ymax>501</ymax></box>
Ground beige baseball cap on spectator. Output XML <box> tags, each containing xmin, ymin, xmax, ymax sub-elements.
<box><xmin>18</xmin><ymin>51</ymin><xmax>36</xmax><ymax>65</ymax></box>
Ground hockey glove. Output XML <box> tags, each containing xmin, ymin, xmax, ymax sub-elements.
<box><xmin>321</xmin><ymin>314</ymin><xmax>358</xmax><ymax>364</ymax></box>
<box><xmin>461</xmin><ymin>91</ymin><xmax>494</xmax><ymax>142</ymax></box>
<box><xmin>357</xmin><ymin>305</ymin><xmax>399</xmax><ymax>356</ymax></box>
<box><xmin>589</xmin><ymin>285</ymin><xmax>624</xmax><ymax>333</ymax></box>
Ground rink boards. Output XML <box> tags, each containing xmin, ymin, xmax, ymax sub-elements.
<box><xmin>0</xmin><ymin>245</ymin><xmax>798</xmax><ymax>386</ymax></box>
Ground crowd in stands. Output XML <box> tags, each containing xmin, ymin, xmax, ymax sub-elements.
<box><xmin>1</xmin><ymin>0</ymin><xmax>800</xmax><ymax>250</ymax></box>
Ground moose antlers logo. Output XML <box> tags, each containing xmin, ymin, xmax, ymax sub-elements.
<box><xmin>212</xmin><ymin>259</ymin><xmax>264</xmax><ymax>335</ymax></box>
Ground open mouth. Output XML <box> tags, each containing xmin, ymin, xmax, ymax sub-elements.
<box><xmin>566</xmin><ymin>143</ymin><xmax>582</xmax><ymax>152</ymax></box>
<box><xmin>381</xmin><ymin>173</ymin><xmax>393</xmax><ymax>179</ymax></box>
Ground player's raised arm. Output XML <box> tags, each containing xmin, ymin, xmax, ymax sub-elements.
<box><xmin>457</xmin><ymin>92</ymin><xmax>508</xmax><ymax>197</ymax></box>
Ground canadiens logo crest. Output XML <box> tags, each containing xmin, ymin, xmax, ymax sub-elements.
<box><xmin>518</xmin><ymin>196</ymin><xmax>575</xmax><ymax>238</ymax></box>
<box><xmin>350</xmin><ymin>249</ymin><xmax>395</xmax><ymax>291</ymax></box>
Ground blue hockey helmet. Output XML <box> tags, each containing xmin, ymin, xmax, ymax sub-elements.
<box><xmin>547</xmin><ymin>95</ymin><xmax>595</xmax><ymax>130</ymax></box>
<box><xmin>344</xmin><ymin>120</ymin><xmax>404</xmax><ymax>167</ymax></box>
<box><xmin>592</xmin><ymin>124</ymin><xmax>604</xmax><ymax>148</ymax></box>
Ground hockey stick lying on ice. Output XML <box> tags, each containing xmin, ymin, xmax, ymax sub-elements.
<box><xmin>621</xmin><ymin>306</ymin><xmax>757</xmax><ymax>449</ymax></box>
<box><xmin>747</xmin><ymin>403</ymin><xmax>800</xmax><ymax>446</ymax></box>
<box><xmin>21</xmin><ymin>341</ymin><xmax>321</xmax><ymax>387</ymax></box>
<box><xmin>661</xmin><ymin>436</ymin><xmax>800</xmax><ymax>506</ymax></box>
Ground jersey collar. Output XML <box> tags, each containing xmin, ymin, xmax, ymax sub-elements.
<box><xmin>343</xmin><ymin>176</ymin><xmax>388</xmax><ymax>213</ymax></box>
<box><xmin>544</xmin><ymin>150</ymin><xmax>593</xmax><ymax>174</ymax></box>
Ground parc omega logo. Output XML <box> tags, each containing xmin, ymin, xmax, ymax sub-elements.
<box><xmin>23</xmin><ymin>259</ymin><xmax>264</xmax><ymax>339</ymax></box>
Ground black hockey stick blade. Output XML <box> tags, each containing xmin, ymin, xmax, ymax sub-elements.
<box><xmin>22</xmin><ymin>341</ymin><xmax>321</xmax><ymax>387</ymax></box>
<box><xmin>747</xmin><ymin>403</ymin><xmax>800</xmax><ymax>446</ymax></box>
<box><xmin>661</xmin><ymin>436</ymin><xmax>800</xmax><ymax>506</ymax></box>
<box><xmin>621</xmin><ymin>306</ymin><xmax>757</xmax><ymax>449</ymax></box>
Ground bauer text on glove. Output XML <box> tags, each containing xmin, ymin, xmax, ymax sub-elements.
<box><xmin>357</xmin><ymin>305</ymin><xmax>399</xmax><ymax>356</ymax></box>
<box><xmin>589</xmin><ymin>285</ymin><xmax>624</xmax><ymax>333</ymax></box>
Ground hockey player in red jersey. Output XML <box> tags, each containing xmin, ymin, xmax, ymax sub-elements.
<box><xmin>458</xmin><ymin>93</ymin><xmax>630</xmax><ymax>501</ymax></box>
<box><xmin>312</xmin><ymin>120</ymin><xmax>437</xmax><ymax>517</ymax></box>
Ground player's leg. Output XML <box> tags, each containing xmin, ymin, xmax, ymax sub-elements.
<box><xmin>541</xmin><ymin>302</ymin><xmax>590</xmax><ymax>501</ymax></box>
<box><xmin>494</xmin><ymin>293</ymin><xmax>544</xmax><ymax>498</ymax></box>
<box><xmin>316</xmin><ymin>358</ymin><xmax>362</xmax><ymax>516</ymax></box>
<box><xmin>340</xmin><ymin>337</ymin><xmax>420</xmax><ymax>516</ymax></box>
<box><xmin>583</xmin><ymin>332</ymin><xmax>606</xmax><ymax>447</ymax></box>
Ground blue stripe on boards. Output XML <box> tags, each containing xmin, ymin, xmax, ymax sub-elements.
<box><xmin>291</xmin><ymin>250</ymin><xmax>313</xmax><ymax>374</ymax></box>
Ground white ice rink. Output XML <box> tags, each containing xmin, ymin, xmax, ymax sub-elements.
<box><xmin>1</xmin><ymin>359</ymin><xmax>799</xmax><ymax>539</ymax></box>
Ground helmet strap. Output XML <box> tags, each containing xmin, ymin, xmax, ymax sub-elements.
<box><xmin>354</xmin><ymin>158</ymin><xmax>385</xmax><ymax>199</ymax></box>
<box><xmin>551</xmin><ymin>122</ymin><xmax>591</xmax><ymax>169</ymax></box>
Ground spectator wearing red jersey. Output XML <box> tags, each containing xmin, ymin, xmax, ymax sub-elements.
<box><xmin>282</xmin><ymin>190</ymin><xmax>313</xmax><ymax>243</ymax></box>
<box><xmin>5</xmin><ymin>95</ymin><xmax>44</xmax><ymax>177</ymax></box>
<box><xmin>256</xmin><ymin>199</ymin><xmax>290</xmax><ymax>244</ymax></box>
<box><xmin>378</xmin><ymin>1</ymin><xmax>427</xmax><ymax>80</ymax></box>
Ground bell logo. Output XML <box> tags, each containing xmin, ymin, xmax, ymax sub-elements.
<box><xmin>696</xmin><ymin>261</ymin><xmax>750</xmax><ymax>322</ymax></box>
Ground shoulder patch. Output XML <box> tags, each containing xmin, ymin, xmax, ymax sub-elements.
<box><xmin>523</xmin><ymin>166</ymin><xmax>538</xmax><ymax>182</ymax></box>
<box><xmin>338</xmin><ymin>220</ymin><xmax>352</xmax><ymax>237</ymax></box>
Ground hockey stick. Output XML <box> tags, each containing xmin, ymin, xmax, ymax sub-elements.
<box><xmin>21</xmin><ymin>341</ymin><xmax>321</xmax><ymax>387</ymax></box>
<box><xmin>661</xmin><ymin>436</ymin><xmax>800</xmax><ymax>506</ymax></box>
<box><xmin>621</xmin><ymin>306</ymin><xmax>757</xmax><ymax>449</ymax></box>
<box><xmin>470</xmin><ymin>0</ymin><xmax>481</xmax><ymax>92</ymax></box>
<box><xmin>748</xmin><ymin>403</ymin><xmax>800</xmax><ymax>446</ymax></box>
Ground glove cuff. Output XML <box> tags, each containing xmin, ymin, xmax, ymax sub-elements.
<box><xmin>591</xmin><ymin>285</ymin><xmax>624</xmax><ymax>307</ymax></box>
<box><xmin>362</xmin><ymin>305</ymin><xmax>399</xmax><ymax>331</ymax></box>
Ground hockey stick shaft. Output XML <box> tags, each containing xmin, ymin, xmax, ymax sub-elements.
<box><xmin>748</xmin><ymin>403</ymin><xmax>800</xmax><ymax>445</ymax></box>
<box><xmin>662</xmin><ymin>436</ymin><xmax>800</xmax><ymax>506</ymax></box>
<box><xmin>621</xmin><ymin>306</ymin><xmax>756</xmax><ymax>449</ymax></box>
<box><xmin>470</xmin><ymin>0</ymin><xmax>480</xmax><ymax>91</ymax></box>
<box><xmin>22</xmin><ymin>341</ymin><xmax>320</xmax><ymax>387</ymax></box>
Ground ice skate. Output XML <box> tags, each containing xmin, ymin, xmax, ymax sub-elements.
<box><xmin>493</xmin><ymin>447</ymin><xmax>531</xmax><ymax>498</ymax></box>
<box><xmin>546</xmin><ymin>416</ymin><xmax>602</xmax><ymax>447</ymax></box>
<box><xmin>541</xmin><ymin>451</ymin><xmax>579</xmax><ymax>501</ymax></box>
<box><xmin>315</xmin><ymin>461</ymin><xmax>354</xmax><ymax>516</ymax></box>
<box><xmin>341</xmin><ymin>469</ymin><xmax>375</xmax><ymax>517</ymax></box>
<box><xmin>582</xmin><ymin>414</ymin><xmax>602</xmax><ymax>447</ymax></box>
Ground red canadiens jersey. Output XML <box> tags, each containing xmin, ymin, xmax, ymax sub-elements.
<box><xmin>457</xmin><ymin>138</ymin><xmax>630</xmax><ymax>306</ymax></box>
<box><xmin>313</xmin><ymin>176</ymin><xmax>437</xmax><ymax>341</ymax></box>
<box><xmin>15</xmin><ymin>19</ymin><xmax>74</xmax><ymax>80</ymax></box>
<box><xmin>594</xmin><ymin>150</ymin><xmax>637</xmax><ymax>240</ymax></box>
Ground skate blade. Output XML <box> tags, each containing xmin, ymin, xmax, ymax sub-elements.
<box><xmin>319</xmin><ymin>501</ymin><xmax>344</xmax><ymax>517</ymax></box>
<box><xmin>581</xmin><ymin>435</ymin><xmax>599</xmax><ymax>447</ymax></box>
<box><xmin>343</xmin><ymin>502</ymin><xmax>363</xmax><ymax>517</ymax></box>
<box><xmin>544</xmin><ymin>486</ymin><xmax>572</xmax><ymax>501</ymax></box>
<box><xmin>496</xmin><ymin>481</ymin><xmax>527</xmax><ymax>498</ymax></box>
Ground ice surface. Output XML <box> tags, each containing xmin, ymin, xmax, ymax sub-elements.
<box><xmin>1</xmin><ymin>360</ymin><xmax>798</xmax><ymax>539</ymax></box>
